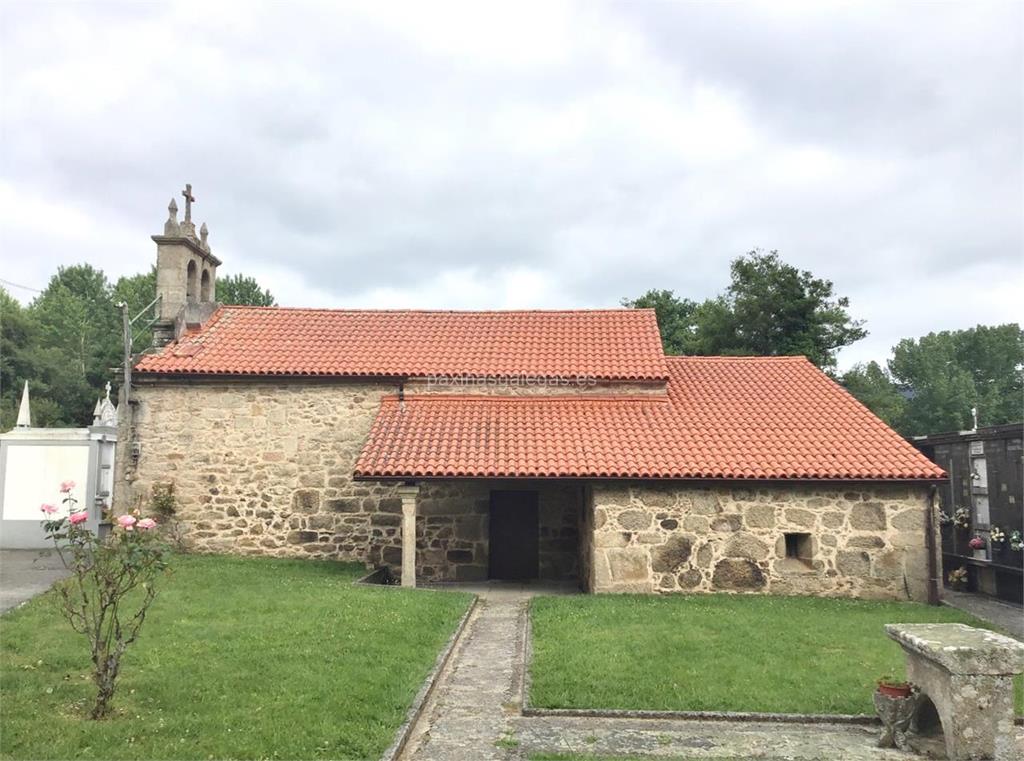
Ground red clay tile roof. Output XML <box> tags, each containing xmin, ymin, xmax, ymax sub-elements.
<box><xmin>354</xmin><ymin>356</ymin><xmax>946</xmax><ymax>481</ymax></box>
<box><xmin>134</xmin><ymin>306</ymin><xmax>668</xmax><ymax>381</ymax></box>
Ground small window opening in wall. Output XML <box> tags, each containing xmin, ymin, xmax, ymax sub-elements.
<box><xmin>784</xmin><ymin>532</ymin><xmax>813</xmax><ymax>563</ymax></box>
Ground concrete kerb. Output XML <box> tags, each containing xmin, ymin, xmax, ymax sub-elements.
<box><xmin>378</xmin><ymin>591</ymin><xmax>479</xmax><ymax>761</ymax></box>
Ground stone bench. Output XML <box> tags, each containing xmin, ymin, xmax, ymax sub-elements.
<box><xmin>885</xmin><ymin>623</ymin><xmax>1024</xmax><ymax>761</ymax></box>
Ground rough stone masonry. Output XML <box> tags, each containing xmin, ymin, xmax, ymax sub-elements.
<box><xmin>119</xmin><ymin>377</ymin><xmax>932</xmax><ymax>599</ymax></box>
<box><xmin>586</xmin><ymin>481</ymin><xmax>932</xmax><ymax>599</ymax></box>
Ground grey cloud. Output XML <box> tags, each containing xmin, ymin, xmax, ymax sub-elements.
<box><xmin>0</xmin><ymin>0</ymin><xmax>1020</xmax><ymax>370</ymax></box>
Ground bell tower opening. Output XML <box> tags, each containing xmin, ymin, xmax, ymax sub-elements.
<box><xmin>187</xmin><ymin>260</ymin><xmax>198</xmax><ymax>300</ymax></box>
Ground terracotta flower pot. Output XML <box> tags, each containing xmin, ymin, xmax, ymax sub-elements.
<box><xmin>877</xmin><ymin>681</ymin><xmax>912</xmax><ymax>699</ymax></box>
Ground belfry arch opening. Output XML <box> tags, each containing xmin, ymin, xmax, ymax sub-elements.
<box><xmin>186</xmin><ymin>260</ymin><xmax>198</xmax><ymax>300</ymax></box>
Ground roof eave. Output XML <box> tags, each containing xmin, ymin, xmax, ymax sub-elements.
<box><xmin>352</xmin><ymin>472</ymin><xmax>948</xmax><ymax>484</ymax></box>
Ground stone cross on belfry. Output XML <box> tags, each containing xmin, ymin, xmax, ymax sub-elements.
<box><xmin>182</xmin><ymin>183</ymin><xmax>195</xmax><ymax>223</ymax></box>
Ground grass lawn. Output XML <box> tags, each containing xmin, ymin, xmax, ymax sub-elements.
<box><xmin>1</xmin><ymin>554</ymin><xmax>472</xmax><ymax>760</ymax></box>
<box><xmin>530</xmin><ymin>594</ymin><xmax>1024</xmax><ymax>716</ymax></box>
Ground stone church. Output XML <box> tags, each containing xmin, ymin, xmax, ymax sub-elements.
<box><xmin>115</xmin><ymin>188</ymin><xmax>946</xmax><ymax>599</ymax></box>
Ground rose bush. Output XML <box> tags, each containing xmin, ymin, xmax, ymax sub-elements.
<box><xmin>40</xmin><ymin>481</ymin><xmax>170</xmax><ymax>719</ymax></box>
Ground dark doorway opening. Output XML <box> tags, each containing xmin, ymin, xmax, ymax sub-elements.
<box><xmin>489</xmin><ymin>490</ymin><xmax>539</xmax><ymax>580</ymax></box>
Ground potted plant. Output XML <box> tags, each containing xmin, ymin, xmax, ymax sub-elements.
<box><xmin>990</xmin><ymin>526</ymin><xmax>1006</xmax><ymax>551</ymax></box>
<box><xmin>968</xmin><ymin>535</ymin><xmax>986</xmax><ymax>551</ymax></box>
<box><xmin>876</xmin><ymin>673</ymin><xmax>913</xmax><ymax>699</ymax></box>
<box><xmin>874</xmin><ymin>675</ymin><xmax>918</xmax><ymax>749</ymax></box>
<box><xmin>948</xmin><ymin>566</ymin><xmax>968</xmax><ymax>590</ymax></box>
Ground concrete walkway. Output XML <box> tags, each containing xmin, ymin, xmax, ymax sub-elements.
<box><xmin>401</xmin><ymin>585</ymin><xmax>531</xmax><ymax>760</ymax></box>
<box><xmin>0</xmin><ymin>549</ymin><xmax>69</xmax><ymax>614</ymax></box>
<box><xmin>943</xmin><ymin>589</ymin><xmax>1023</xmax><ymax>641</ymax></box>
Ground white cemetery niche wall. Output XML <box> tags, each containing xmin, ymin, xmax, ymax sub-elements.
<box><xmin>3</xmin><ymin>440</ymin><xmax>89</xmax><ymax>519</ymax></box>
<box><xmin>0</xmin><ymin>426</ymin><xmax>116</xmax><ymax>549</ymax></box>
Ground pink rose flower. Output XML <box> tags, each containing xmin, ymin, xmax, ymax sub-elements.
<box><xmin>40</xmin><ymin>504</ymin><xmax>57</xmax><ymax>514</ymax></box>
<box><xmin>117</xmin><ymin>515</ymin><xmax>137</xmax><ymax>529</ymax></box>
<box><xmin>137</xmin><ymin>518</ymin><xmax>157</xmax><ymax>530</ymax></box>
<box><xmin>59</xmin><ymin>480</ymin><xmax>75</xmax><ymax>493</ymax></box>
<box><xmin>68</xmin><ymin>511</ymin><xmax>88</xmax><ymax>525</ymax></box>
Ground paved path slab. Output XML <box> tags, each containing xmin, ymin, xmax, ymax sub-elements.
<box><xmin>511</xmin><ymin>715</ymin><xmax>918</xmax><ymax>760</ymax></box>
<box><xmin>0</xmin><ymin>549</ymin><xmax>68</xmax><ymax>614</ymax></box>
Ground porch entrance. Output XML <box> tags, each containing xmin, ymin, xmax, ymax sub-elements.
<box><xmin>488</xmin><ymin>490</ymin><xmax>539</xmax><ymax>580</ymax></box>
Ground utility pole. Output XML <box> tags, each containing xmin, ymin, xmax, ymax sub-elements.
<box><xmin>119</xmin><ymin>302</ymin><xmax>132</xmax><ymax>407</ymax></box>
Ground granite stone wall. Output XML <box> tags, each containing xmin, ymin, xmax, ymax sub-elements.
<box><xmin>117</xmin><ymin>379</ymin><xmax>406</xmax><ymax>567</ymax></box>
<box><xmin>587</xmin><ymin>481</ymin><xmax>933</xmax><ymax>601</ymax></box>
<box><xmin>116</xmin><ymin>378</ymin><xmax>580</xmax><ymax>582</ymax></box>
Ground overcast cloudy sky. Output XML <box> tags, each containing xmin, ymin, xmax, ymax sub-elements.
<box><xmin>1</xmin><ymin>0</ymin><xmax>1021</xmax><ymax>369</ymax></box>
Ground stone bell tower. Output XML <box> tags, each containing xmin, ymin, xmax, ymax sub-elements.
<box><xmin>151</xmin><ymin>184</ymin><xmax>222</xmax><ymax>346</ymax></box>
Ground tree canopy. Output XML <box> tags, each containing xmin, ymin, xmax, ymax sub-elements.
<box><xmin>846</xmin><ymin>324</ymin><xmax>1023</xmax><ymax>436</ymax></box>
<box><xmin>624</xmin><ymin>250</ymin><xmax>867</xmax><ymax>371</ymax></box>
<box><xmin>217</xmin><ymin>273</ymin><xmax>277</xmax><ymax>307</ymax></box>
<box><xmin>839</xmin><ymin>361</ymin><xmax>907</xmax><ymax>429</ymax></box>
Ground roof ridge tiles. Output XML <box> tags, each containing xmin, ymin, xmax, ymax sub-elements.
<box><xmin>663</xmin><ymin>355</ymin><xmax>810</xmax><ymax>362</ymax></box>
<box><xmin>212</xmin><ymin>305</ymin><xmax>656</xmax><ymax>316</ymax></box>
<box><xmin>382</xmin><ymin>394</ymin><xmax>671</xmax><ymax>403</ymax></box>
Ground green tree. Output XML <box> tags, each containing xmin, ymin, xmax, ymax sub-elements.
<box><xmin>624</xmin><ymin>250</ymin><xmax>867</xmax><ymax>370</ymax></box>
<box><xmin>28</xmin><ymin>265</ymin><xmax>121</xmax><ymax>425</ymax></box>
<box><xmin>621</xmin><ymin>289</ymin><xmax>699</xmax><ymax>355</ymax></box>
<box><xmin>1</xmin><ymin>288</ymin><xmax>67</xmax><ymax>429</ymax></box>
<box><xmin>840</xmin><ymin>361</ymin><xmax>906</xmax><ymax>428</ymax></box>
<box><xmin>719</xmin><ymin>251</ymin><xmax>867</xmax><ymax>370</ymax></box>
<box><xmin>216</xmin><ymin>273</ymin><xmax>276</xmax><ymax>306</ymax></box>
<box><xmin>113</xmin><ymin>268</ymin><xmax>158</xmax><ymax>350</ymax></box>
<box><xmin>888</xmin><ymin>324</ymin><xmax>1023</xmax><ymax>435</ymax></box>
<box><xmin>1</xmin><ymin>288</ymin><xmax>37</xmax><ymax>428</ymax></box>
<box><xmin>948</xmin><ymin>324</ymin><xmax>1024</xmax><ymax>426</ymax></box>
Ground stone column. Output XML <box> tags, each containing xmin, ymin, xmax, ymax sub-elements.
<box><xmin>398</xmin><ymin>484</ymin><xmax>420</xmax><ymax>588</ymax></box>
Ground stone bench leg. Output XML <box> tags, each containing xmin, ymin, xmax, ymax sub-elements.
<box><xmin>906</xmin><ymin>656</ymin><xmax>1019</xmax><ymax>761</ymax></box>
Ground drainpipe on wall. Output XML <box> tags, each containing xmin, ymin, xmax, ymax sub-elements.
<box><xmin>926</xmin><ymin>484</ymin><xmax>941</xmax><ymax>606</ymax></box>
